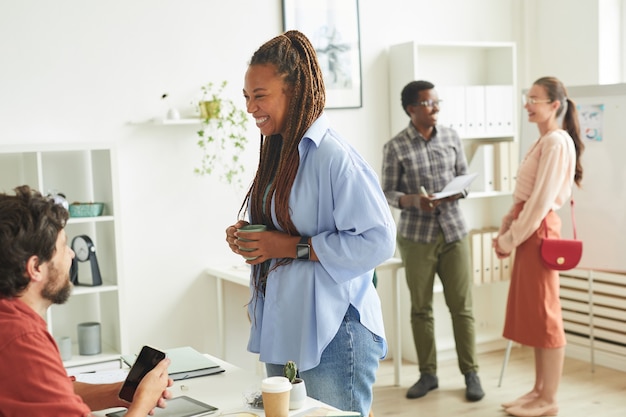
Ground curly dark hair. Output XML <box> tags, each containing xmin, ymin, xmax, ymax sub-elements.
<box><xmin>0</xmin><ymin>185</ymin><xmax>68</xmax><ymax>298</ymax></box>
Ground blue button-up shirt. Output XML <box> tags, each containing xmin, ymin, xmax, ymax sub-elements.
<box><xmin>247</xmin><ymin>113</ymin><xmax>396</xmax><ymax>371</ymax></box>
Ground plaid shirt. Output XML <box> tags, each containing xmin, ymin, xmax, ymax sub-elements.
<box><xmin>382</xmin><ymin>122</ymin><xmax>468</xmax><ymax>243</ymax></box>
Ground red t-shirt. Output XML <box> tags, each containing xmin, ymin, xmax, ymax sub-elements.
<box><xmin>0</xmin><ymin>298</ymin><xmax>92</xmax><ymax>417</ymax></box>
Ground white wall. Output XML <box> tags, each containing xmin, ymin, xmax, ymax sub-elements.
<box><xmin>0</xmin><ymin>0</ymin><xmax>279</xmax><ymax>368</ymax></box>
<box><xmin>520</xmin><ymin>0</ymin><xmax>624</xmax><ymax>88</ymax></box>
<box><xmin>1</xmin><ymin>0</ymin><xmax>619</xmax><ymax>372</ymax></box>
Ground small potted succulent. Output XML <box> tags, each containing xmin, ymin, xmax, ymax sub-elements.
<box><xmin>284</xmin><ymin>360</ymin><xmax>307</xmax><ymax>410</ymax></box>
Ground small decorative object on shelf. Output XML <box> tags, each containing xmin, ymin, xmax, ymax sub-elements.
<box><xmin>47</xmin><ymin>191</ymin><xmax>69</xmax><ymax>211</ymax></box>
<box><xmin>77</xmin><ymin>322</ymin><xmax>102</xmax><ymax>355</ymax></box>
<box><xmin>56</xmin><ymin>336</ymin><xmax>72</xmax><ymax>361</ymax></box>
<box><xmin>199</xmin><ymin>98</ymin><xmax>219</xmax><ymax>120</ymax></box>
<box><xmin>161</xmin><ymin>93</ymin><xmax>180</xmax><ymax>120</ymax></box>
<box><xmin>195</xmin><ymin>80</ymin><xmax>249</xmax><ymax>188</ymax></box>
<box><xmin>70</xmin><ymin>235</ymin><xmax>103</xmax><ymax>286</ymax></box>
<box><xmin>68</xmin><ymin>202</ymin><xmax>104</xmax><ymax>217</ymax></box>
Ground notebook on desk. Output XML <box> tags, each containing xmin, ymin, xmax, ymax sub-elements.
<box><xmin>121</xmin><ymin>346</ymin><xmax>225</xmax><ymax>381</ymax></box>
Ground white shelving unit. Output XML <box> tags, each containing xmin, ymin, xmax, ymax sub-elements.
<box><xmin>0</xmin><ymin>144</ymin><xmax>126</xmax><ymax>373</ymax></box>
<box><xmin>388</xmin><ymin>40</ymin><xmax>518</xmax><ymax>234</ymax></box>
<box><xmin>387</xmin><ymin>42</ymin><xmax>518</xmax><ymax>360</ymax></box>
<box><xmin>389</xmin><ymin>43</ymin><xmax>517</xmax><ymax>133</ymax></box>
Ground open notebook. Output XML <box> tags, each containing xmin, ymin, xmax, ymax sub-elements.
<box><xmin>430</xmin><ymin>172</ymin><xmax>478</xmax><ymax>200</ymax></box>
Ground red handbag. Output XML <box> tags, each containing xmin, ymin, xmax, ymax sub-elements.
<box><xmin>540</xmin><ymin>200</ymin><xmax>583</xmax><ymax>270</ymax></box>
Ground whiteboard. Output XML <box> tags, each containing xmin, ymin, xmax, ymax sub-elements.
<box><xmin>520</xmin><ymin>83</ymin><xmax>626</xmax><ymax>273</ymax></box>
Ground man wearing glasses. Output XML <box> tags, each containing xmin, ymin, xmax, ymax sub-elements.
<box><xmin>382</xmin><ymin>80</ymin><xmax>484</xmax><ymax>402</ymax></box>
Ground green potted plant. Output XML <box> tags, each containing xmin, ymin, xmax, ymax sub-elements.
<box><xmin>195</xmin><ymin>80</ymin><xmax>249</xmax><ymax>188</ymax></box>
<box><xmin>283</xmin><ymin>360</ymin><xmax>307</xmax><ymax>410</ymax></box>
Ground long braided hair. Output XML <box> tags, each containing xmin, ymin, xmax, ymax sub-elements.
<box><xmin>534</xmin><ymin>76</ymin><xmax>584</xmax><ymax>186</ymax></box>
<box><xmin>240</xmin><ymin>30</ymin><xmax>325</xmax><ymax>295</ymax></box>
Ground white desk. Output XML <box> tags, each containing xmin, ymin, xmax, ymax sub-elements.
<box><xmin>95</xmin><ymin>355</ymin><xmax>328</xmax><ymax>416</ymax></box>
<box><xmin>373</xmin><ymin>257</ymin><xmax>404</xmax><ymax>386</ymax></box>
<box><xmin>206</xmin><ymin>257</ymin><xmax>405</xmax><ymax>387</ymax></box>
<box><xmin>205</xmin><ymin>264</ymin><xmax>250</xmax><ymax>362</ymax></box>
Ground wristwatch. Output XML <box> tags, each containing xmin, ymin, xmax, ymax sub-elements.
<box><xmin>296</xmin><ymin>236</ymin><xmax>311</xmax><ymax>260</ymax></box>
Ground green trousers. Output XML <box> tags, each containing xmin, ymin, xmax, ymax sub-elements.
<box><xmin>397</xmin><ymin>232</ymin><xmax>479</xmax><ymax>376</ymax></box>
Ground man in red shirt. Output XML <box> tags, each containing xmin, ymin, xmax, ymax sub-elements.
<box><xmin>0</xmin><ymin>185</ymin><xmax>173</xmax><ymax>417</ymax></box>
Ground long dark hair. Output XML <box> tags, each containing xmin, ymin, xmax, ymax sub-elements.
<box><xmin>241</xmin><ymin>30</ymin><xmax>326</xmax><ymax>233</ymax></box>
<box><xmin>534</xmin><ymin>76</ymin><xmax>584</xmax><ymax>186</ymax></box>
<box><xmin>239</xmin><ymin>31</ymin><xmax>326</xmax><ymax>296</ymax></box>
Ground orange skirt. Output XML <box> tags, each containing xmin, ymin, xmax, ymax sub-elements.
<box><xmin>503</xmin><ymin>203</ymin><xmax>566</xmax><ymax>348</ymax></box>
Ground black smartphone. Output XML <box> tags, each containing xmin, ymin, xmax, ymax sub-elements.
<box><xmin>119</xmin><ymin>345</ymin><xmax>166</xmax><ymax>402</ymax></box>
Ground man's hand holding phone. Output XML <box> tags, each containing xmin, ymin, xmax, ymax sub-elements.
<box><xmin>118</xmin><ymin>345</ymin><xmax>173</xmax><ymax>417</ymax></box>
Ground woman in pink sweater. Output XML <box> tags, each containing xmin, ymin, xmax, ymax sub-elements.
<box><xmin>494</xmin><ymin>76</ymin><xmax>584</xmax><ymax>417</ymax></box>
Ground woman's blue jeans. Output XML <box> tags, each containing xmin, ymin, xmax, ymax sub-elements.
<box><xmin>265</xmin><ymin>304</ymin><xmax>384</xmax><ymax>416</ymax></box>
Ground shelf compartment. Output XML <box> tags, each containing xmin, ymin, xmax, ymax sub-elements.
<box><xmin>0</xmin><ymin>152</ymin><xmax>40</xmax><ymax>192</ymax></box>
<box><xmin>1</xmin><ymin>145</ymin><xmax>127</xmax><ymax>372</ymax></box>
<box><xmin>40</xmin><ymin>150</ymin><xmax>114</xmax><ymax>216</ymax></box>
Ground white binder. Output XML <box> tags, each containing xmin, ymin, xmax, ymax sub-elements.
<box><xmin>464</xmin><ymin>85</ymin><xmax>486</xmax><ymax>137</ymax></box>
<box><xmin>494</xmin><ymin>141</ymin><xmax>510</xmax><ymax>192</ymax></box>
<box><xmin>437</xmin><ymin>85</ymin><xmax>466</xmax><ymax>137</ymax></box>
<box><xmin>468</xmin><ymin>143</ymin><xmax>495</xmax><ymax>192</ymax></box>
<box><xmin>469</xmin><ymin>230</ymin><xmax>483</xmax><ymax>285</ymax></box>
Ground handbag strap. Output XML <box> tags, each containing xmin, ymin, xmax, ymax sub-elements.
<box><xmin>543</xmin><ymin>199</ymin><xmax>577</xmax><ymax>239</ymax></box>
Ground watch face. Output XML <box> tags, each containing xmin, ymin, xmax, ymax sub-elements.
<box><xmin>297</xmin><ymin>244</ymin><xmax>310</xmax><ymax>260</ymax></box>
<box><xmin>72</xmin><ymin>236</ymin><xmax>92</xmax><ymax>262</ymax></box>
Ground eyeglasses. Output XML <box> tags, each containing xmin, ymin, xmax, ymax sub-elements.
<box><xmin>412</xmin><ymin>99</ymin><xmax>442</xmax><ymax>108</ymax></box>
<box><xmin>522</xmin><ymin>95</ymin><xmax>552</xmax><ymax>105</ymax></box>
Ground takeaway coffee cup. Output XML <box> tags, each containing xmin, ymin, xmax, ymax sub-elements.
<box><xmin>77</xmin><ymin>322</ymin><xmax>101</xmax><ymax>355</ymax></box>
<box><xmin>261</xmin><ymin>376</ymin><xmax>292</xmax><ymax>417</ymax></box>
<box><xmin>237</xmin><ymin>224</ymin><xmax>267</xmax><ymax>260</ymax></box>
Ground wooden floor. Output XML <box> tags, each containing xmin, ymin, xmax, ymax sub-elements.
<box><xmin>372</xmin><ymin>346</ymin><xmax>626</xmax><ymax>417</ymax></box>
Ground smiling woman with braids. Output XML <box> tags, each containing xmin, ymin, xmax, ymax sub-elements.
<box><xmin>224</xmin><ymin>30</ymin><xmax>396</xmax><ymax>415</ymax></box>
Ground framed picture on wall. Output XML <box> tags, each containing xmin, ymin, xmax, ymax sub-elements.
<box><xmin>282</xmin><ymin>0</ymin><xmax>362</xmax><ymax>109</ymax></box>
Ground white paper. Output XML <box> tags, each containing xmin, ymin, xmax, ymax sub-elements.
<box><xmin>431</xmin><ymin>173</ymin><xmax>478</xmax><ymax>200</ymax></box>
<box><xmin>75</xmin><ymin>369</ymin><xmax>128</xmax><ymax>384</ymax></box>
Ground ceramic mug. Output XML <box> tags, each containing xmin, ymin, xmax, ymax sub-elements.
<box><xmin>236</xmin><ymin>224</ymin><xmax>267</xmax><ymax>260</ymax></box>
